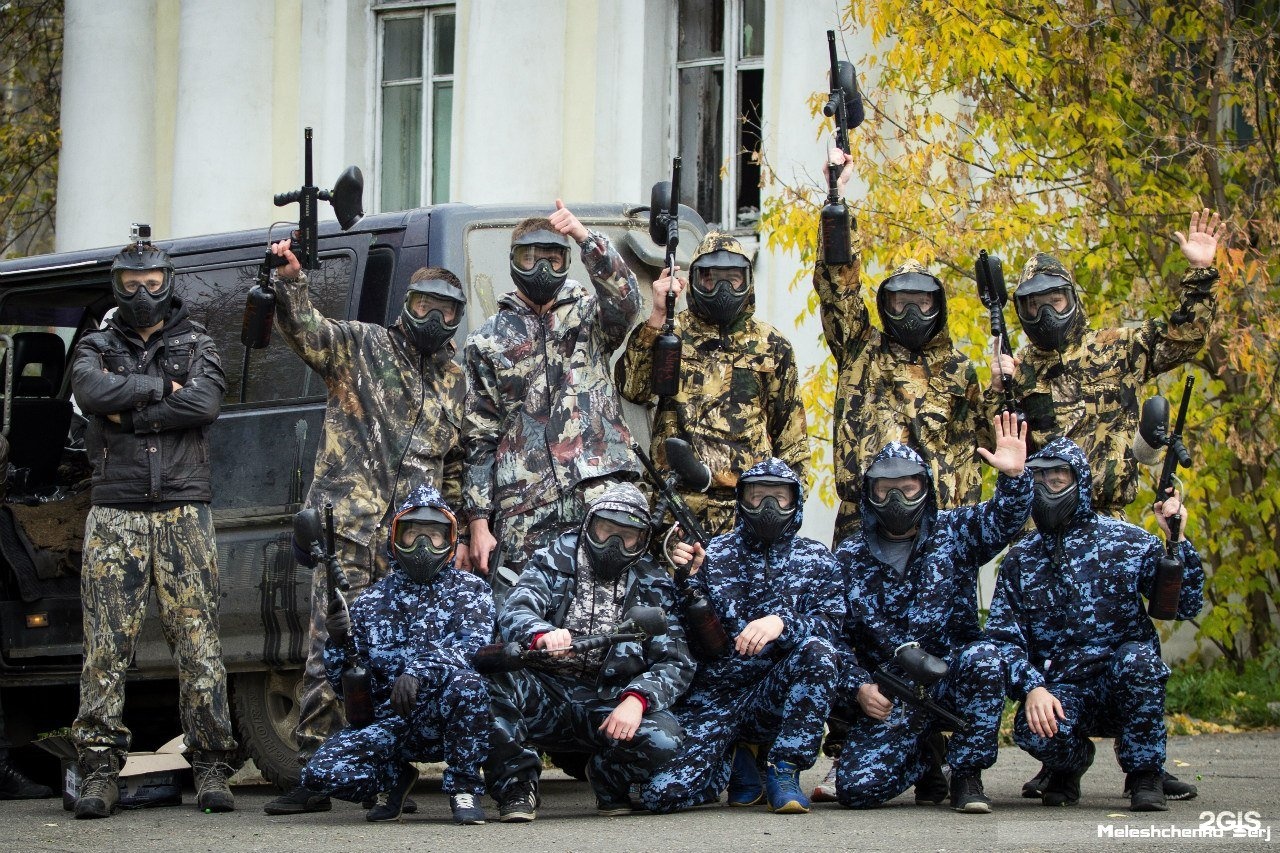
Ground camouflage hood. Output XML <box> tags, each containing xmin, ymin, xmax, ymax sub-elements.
<box><xmin>735</xmin><ymin>456</ymin><xmax>805</xmax><ymax>544</ymax></box>
<box><xmin>1027</xmin><ymin>436</ymin><xmax>1095</xmax><ymax>523</ymax></box>
<box><xmin>688</xmin><ymin>231</ymin><xmax>756</xmax><ymax>333</ymax></box>
<box><xmin>575</xmin><ymin>481</ymin><xmax>653</xmax><ymax>585</ymax></box>
<box><xmin>386</xmin><ymin>481</ymin><xmax>457</xmax><ymax>570</ymax></box>
<box><xmin>1015</xmin><ymin>253</ymin><xmax>1089</xmax><ymax>350</ymax></box>
<box><xmin>859</xmin><ymin>441</ymin><xmax>938</xmax><ymax>539</ymax></box>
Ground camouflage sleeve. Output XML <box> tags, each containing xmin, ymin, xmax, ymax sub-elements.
<box><xmin>767</xmin><ymin>336</ymin><xmax>811</xmax><ymax>485</ymax></box>
<box><xmin>967</xmin><ymin>365</ymin><xmax>996</xmax><ymax>458</ymax></box>
<box><xmin>984</xmin><ymin>553</ymin><xmax>1044</xmax><ymax>700</ymax></box>
<box><xmin>322</xmin><ymin>637</ymin><xmax>346</xmax><ymax>695</ymax></box>
<box><xmin>1139</xmin><ymin>267</ymin><xmax>1218</xmax><ymax>380</ymax></box>
<box><xmin>462</xmin><ymin>335</ymin><xmax>501</xmax><ymax>521</ymax></box>
<box><xmin>950</xmin><ymin>471</ymin><xmax>1034</xmax><ymax>569</ymax></box>
<box><xmin>773</xmin><ymin>546</ymin><xmax>845</xmax><ymax>652</ymax></box>
<box><xmin>405</xmin><ymin>582</ymin><xmax>497</xmax><ymax>682</ymax></box>
<box><xmin>1137</xmin><ymin>537</ymin><xmax>1206</xmax><ymax>621</ymax></box>
<box><xmin>272</xmin><ymin>272</ymin><xmax>361</xmax><ymax>379</ymax></box>
<box><xmin>624</xmin><ymin>578</ymin><xmax>695</xmax><ymax>711</ymax></box>
<box><xmin>132</xmin><ymin>333</ymin><xmax>225</xmax><ymax>433</ymax></box>
<box><xmin>812</xmin><ymin>223</ymin><xmax>869</xmax><ymax>356</ymax></box>
<box><xmin>497</xmin><ymin>555</ymin><xmax>559</xmax><ymax>646</ymax></box>
<box><xmin>70</xmin><ymin>335</ymin><xmax>164</xmax><ymax>414</ymax></box>
<box><xmin>616</xmin><ymin>321</ymin><xmax>660</xmax><ymax>405</ymax></box>
<box><xmin>580</xmin><ymin>230</ymin><xmax>642</xmax><ymax>353</ymax></box>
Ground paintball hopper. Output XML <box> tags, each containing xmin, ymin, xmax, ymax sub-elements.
<box><xmin>893</xmin><ymin>641</ymin><xmax>947</xmax><ymax>686</ymax></box>
<box><xmin>621</xmin><ymin>605</ymin><xmax>668</xmax><ymax>639</ymax></box>
<box><xmin>823</xmin><ymin>52</ymin><xmax>865</xmax><ymax>129</ymax></box>
<box><xmin>328</xmin><ymin>166</ymin><xmax>364</xmax><ymax>230</ymax></box>
<box><xmin>1133</xmin><ymin>395</ymin><xmax>1170</xmax><ymax>467</ymax></box>
<box><xmin>664</xmin><ymin>437</ymin><xmax>712</xmax><ymax>493</ymax></box>
<box><xmin>649</xmin><ymin>178</ymin><xmax>676</xmax><ymax>247</ymax></box>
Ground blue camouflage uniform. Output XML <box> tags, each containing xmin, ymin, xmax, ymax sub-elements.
<box><xmin>484</xmin><ymin>483</ymin><xmax>695</xmax><ymax>805</ymax></box>
<box><xmin>834</xmin><ymin>442</ymin><xmax>1032</xmax><ymax>808</ymax></box>
<box><xmin>986</xmin><ymin>438</ymin><xmax>1205</xmax><ymax>775</ymax></box>
<box><xmin>642</xmin><ymin>458</ymin><xmax>845</xmax><ymax>814</ymax></box>
<box><xmin>301</xmin><ymin>484</ymin><xmax>494</xmax><ymax>802</ymax></box>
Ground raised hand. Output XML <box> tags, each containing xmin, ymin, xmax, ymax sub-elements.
<box><xmin>976</xmin><ymin>410</ymin><xmax>1028</xmax><ymax>477</ymax></box>
<box><xmin>1174</xmin><ymin>208</ymin><xmax>1224</xmax><ymax>268</ymax></box>
<box><xmin>549</xmin><ymin>198</ymin><xmax>589</xmax><ymax>243</ymax></box>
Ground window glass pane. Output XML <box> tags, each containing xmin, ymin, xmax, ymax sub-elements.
<box><xmin>380</xmin><ymin>84</ymin><xmax>423</xmax><ymax>211</ymax></box>
<box><xmin>433</xmin><ymin>12</ymin><xmax>455</xmax><ymax>76</ymax></box>
<box><xmin>382</xmin><ymin>17</ymin><xmax>424</xmax><ymax>81</ymax></box>
<box><xmin>677</xmin><ymin>65</ymin><xmax>724</xmax><ymax>226</ymax></box>
<box><xmin>431</xmin><ymin>82</ymin><xmax>453</xmax><ymax>204</ymax></box>
<box><xmin>677</xmin><ymin>0</ymin><xmax>723</xmax><ymax>61</ymax></box>
<box><xmin>736</xmin><ymin>68</ymin><xmax>763</xmax><ymax>227</ymax></box>
<box><xmin>741</xmin><ymin>0</ymin><xmax>764</xmax><ymax>58</ymax></box>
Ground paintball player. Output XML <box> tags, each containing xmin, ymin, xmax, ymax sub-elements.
<box><xmin>615</xmin><ymin>233</ymin><xmax>809</xmax><ymax>537</ymax></box>
<box><xmin>989</xmin><ymin>210</ymin><xmax>1219</xmax><ymax>802</ymax></box>
<box><xmin>484</xmin><ymin>483</ymin><xmax>693</xmax><ymax>821</ymax></box>
<box><xmin>264</xmin><ymin>243</ymin><xmax>466</xmax><ymax>815</ymax></box>
<box><xmin>832</xmin><ymin>413</ymin><xmax>1031</xmax><ymax>813</ymax></box>
<box><xmin>987</xmin><ymin>440</ymin><xmax>1204</xmax><ymax>811</ymax></box>
<box><xmin>464</xmin><ymin>201</ymin><xmax>642</xmax><ymax>588</ymax></box>
<box><xmin>641</xmin><ymin>458</ymin><xmax>844</xmax><ymax>816</ymax></box>
<box><xmin>69</xmin><ymin>230</ymin><xmax>238</xmax><ymax>818</ymax></box>
<box><xmin>301</xmin><ymin>484</ymin><xmax>494</xmax><ymax>825</ymax></box>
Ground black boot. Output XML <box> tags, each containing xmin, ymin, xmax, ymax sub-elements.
<box><xmin>74</xmin><ymin>750</ymin><xmax>120</xmax><ymax>819</ymax></box>
<box><xmin>263</xmin><ymin>785</ymin><xmax>331</xmax><ymax>815</ymax></box>
<box><xmin>949</xmin><ymin>770</ymin><xmax>992</xmax><ymax>814</ymax></box>
<box><xmin>1127</xmin><ymin>769</ymin><xmax>1169</xmax><ymax>812</ymax></box>
<box><xmin>1042</xmin><ymin>739</ymin><xmax>1095</xmax><ymax>807</ymax></box>
<box><xmin>914</xmin><ymin>733</ymin><xmax>949</xmax><ymax>805</ymax></box>
<box><xmin>1022</xmin><ymin>763</ymin><xmax>1051</xmax><ymax>799</ymax></box>
<box><xmin>0</xmin><ymin>752</ymin><xmax>54</xmax><ymax>800</ymax></box>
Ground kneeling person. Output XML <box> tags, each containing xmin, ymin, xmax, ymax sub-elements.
<box><xmin>302</xmin><ymin>485</ymin><xmax>493</xmax><ymax>825</ymax></box>
<box><xmin>485</xmin><ymin>484</ymin><xmax>694</xmax><ymax>821</ymax></box>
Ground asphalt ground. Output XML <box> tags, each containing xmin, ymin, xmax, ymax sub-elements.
<box><xmin>1</xmin><ymin>732</ymin><xmax>1276</xmax><ymax>852</ymax></box>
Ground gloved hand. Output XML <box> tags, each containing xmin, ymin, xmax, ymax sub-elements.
<box><xmin>391</xmin><ymin>673</ymin><xmax>421</xmax><ymax>718</ymax></box>
<box><xmin>325</xmin><ymin>597</ymin><xmax>351</xmax><ymax>641</ymax></box>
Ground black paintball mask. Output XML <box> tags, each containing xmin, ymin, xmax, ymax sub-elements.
<box><xmin>402</xmin><ymin>275</ymin><xmax>464</xmax><ymax>354</ymax></box>
<box><xmin>688</xmin><ymin>250</ymin><xmax>752</xmax><ymax>328</ymax></box>
<box><xmin>510</xmin><ymin>228</ymin><xmax>571</xmax><ymax>306</ymax></box>
<box><xmin>390</xmin><ymin>505</ymin><xmax>456</xmax><ymax>584</ymax></box>
<box><xmin>1027</xmin><ymin>456</ymin><xmax>1079</xmax><ymax>534</ymax></box>
<box><xmin>738</xmin><ymin>474</ymin><xmax>798</xmax><ymax>545</ymax></box>
<box><xmin>876</xmin><ymin>271</ymin><xmax>944</xmax><ymax>352</ymax></box>
<box><xmin>583</xmin><ymin>507</ymin><xmax>650</xmax><ymax>582</ymax></box>
<box><xmin>1015</xmin><ymin>274</ymin><xmax>1078</xmax><ymax>352</ymax></box>
<box><xmin>866</xmin><ymin>456</ymin><xmax>930</xmax><ymax>538</ymax></box>
<box><xmin>111</xmin><ymin>224</ymin><xmax>175</xmax><ymax>330</ymax></box>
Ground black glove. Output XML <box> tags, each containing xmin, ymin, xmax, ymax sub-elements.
<box><xmin>391</xmin><ymin>673</ymin><xmax>421</xmax><ymax>718</ymax></box>
<box><xmin>664</xmin><ymin>438</ymin><xmax>712</xmax><ymax>492</ymax></box>
<box><xmin>324</xmin><ymin>597</ymin><xmax>350</xmax><ymax>641</ymax></box>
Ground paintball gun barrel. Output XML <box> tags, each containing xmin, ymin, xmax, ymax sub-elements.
<box><xmin>975</xmin><ymin>249</ymin><xmax>1021</xmax><ymax>417</ymax></box>
<box><xmin>472</xmin><ymin>606</ymin><xmax>668</xmax><ymax>675</ymax></box>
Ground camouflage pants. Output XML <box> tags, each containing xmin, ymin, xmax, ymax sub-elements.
<box><xmin>492</xmin><ymin>476</ymin><xmax>620</xmax><ymax>587</ymax></box>
<box><xmin>835</xmin><ymin>640</ymin><xmax>1004</xmax><ymax>809</ymax></box>
<box><xmin>484</xmin><ymin>669</ymin><xmax>682</xmax><ymax>803</ymax></box>
<box><xmin>301</xmin><ymin>668</ymin><xmax>489</xmax><ymax>801</ymax></box>
<box><xmin>295</xmin><ymin>536</ymin><xmax>390</xmax><ymax>762</ymax></box>
<box><xmin>72</xmin><ymin>504</ymin><xmax>236</xmax><ymax>766</ymax></box>
<box><xmin>641</xmin><ymin>636</ymin><xmax>840</xmax><ymax>814</ymax></box>
<box><xmin>1012</xmin><ymin>641</ymin><xmax>1168</xmax><ymax>774</ymax></box>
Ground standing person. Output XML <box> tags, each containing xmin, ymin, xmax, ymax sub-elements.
<box><xmin>484</xmin><ymin>484</ymin><xmax>693</xmax><ymax>822</ymax></box>
<box><xmin>832</xmin><ymin>414</ymin><xmax>1031</xmax><ymax>813</ymax></box>
<box><xmin>301</xmin><ymin>484</ymin><xmax>493</xmax><ymax>825</ymax></box>
<box><xmin>464</xmin><ymin>201</ymin><xmax>642</xmax><ymax>588</ymax></box>
<box><xmin>615</xmin><ymin>233</ymin><xmax>809</xmax><ymax>538</ymax></box>
<box><xmin>641</xmin><ymin>459</ymin><xmax>844</xmax><ymax>816</ymax></box>
<box><xmin>69</xmin><ymin>229</ymin><xmax>237</xmax><ymax>818</ymax></box>
<box><xmin>986</xmin><ymin>439</ymin><xmax>1205</xmax><ymax>812</ymax></box>
<box><xmin>263</xmin><ymin>243</ymin><xmax>467</xmax><ymax>815</ymax></box>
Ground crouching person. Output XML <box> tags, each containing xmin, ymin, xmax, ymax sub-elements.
<box><xmin>641</xmin><ymin>459</ymin><xmax>844</xmax><ymax>816</ymax></box>
<box><xmin>484</xmin><ymin>483</ymin><xmax>693</xmax><ymax>821</ymax></box>
<box><xmin>301</xmin><ymin>484</ymin><xmax>493</xmax><ymax>825</ymax></box>
<box><xmin>833</xmin><ymin>414</ymin><xmax>1031</xmax><ymax>813</ymax></box>
<box><xmin>986</xmin><ymin>438</ymin><xmax>1205</xmax><ymax>812</ymax></box>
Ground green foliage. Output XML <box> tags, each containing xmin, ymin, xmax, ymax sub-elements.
<box><xmin>1165</xmin><ymin>656</ymin><xmax>1280</xmax><ymax>729</ymax></box>
<box><xmin>761</xmin><ymin>0</ymin><xmax>1280</xmax><ymax>663</ymax></box>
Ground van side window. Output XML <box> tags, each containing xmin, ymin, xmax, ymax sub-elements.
<box><xmin>177</xmin><ymin>254</ymin><xmax>355</xmax><ymax>404</ymax></box>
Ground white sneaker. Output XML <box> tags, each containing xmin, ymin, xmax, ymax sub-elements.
<box><xmin>811</xmin><ymin>764</ymin><xmax>838</xmax><ymax>803</ymax></box>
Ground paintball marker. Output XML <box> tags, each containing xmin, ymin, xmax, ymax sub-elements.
<box><xmin>293</xmin><ymin>504</ymin><xmax>374</xmax><ymax>727</ymax></box>
<box><xmin>472</xmin><ymin>606</ymin><xmax>668</xmax><ymax>675</ymax></box>
<box><xmin>648</xmin><ymin>157</ymin><xmax>683</xmax><ymax>397</ymax></box>
<box><xmin>1133</xmin><ymin>375</ymin><xmax>1195</xmax><ymax>621</ymax></box>
<box><xmin>873</xmin><ymin>642</ymin><xmax>969</xmax><ymax>733</ymax></box>
<box><xmin>820</xmin><ymin>29</ymin><xmax>865</xmax><ymax>267</ymax></box>
<box><xmin>975</xmin><ymin>249</ymin><xmax>1021</xmax><ymax>417</ymax></box>
<box><xmin>633</xmin><ymin>440</ymin><xmax>708</xmax><ymax>550</ymax></box>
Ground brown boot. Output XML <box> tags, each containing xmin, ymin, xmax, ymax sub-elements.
<box><xmin>74</xmin><ymin>749</ymin><xmax>120</xmax><ymax>819</ymax></box>
<box><xmin>192</xmin><ymin>755</ymin><xmax>236</xmax><ymax>813</ymax></box>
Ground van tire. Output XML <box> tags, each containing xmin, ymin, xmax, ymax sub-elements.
<box><xmin>231</xmin><ymin>670</ymin><xmax>303</xmax><ymax>790</ymax></box>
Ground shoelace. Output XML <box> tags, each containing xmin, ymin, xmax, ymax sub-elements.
<box><xmin>194</xmin><ymin>761</ymin><xmax>235</xmax><ymax>793</ymax></box>
<box><xmin>453</xmin><ymin>793</ymin><xmax>477</xmax><ymax>809</ymax></box>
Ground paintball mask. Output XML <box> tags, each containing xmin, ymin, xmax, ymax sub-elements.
<box><xmin>510</xmin><ymin>228</ymin><xmax>571</xmax><ymax>306</ymax></box>
<box><xmin>1026</xmin><ymin>456</ymin><xmax>1079</xmax><ymax>534</ymax></box>
<box><xmin>1015</xmin><ymin>274</ymin><xmax>1078</xmax><ymax>352</ymax></box>
<box><xmin>391</xmin><ymin>505</ymin><xmax>456</xmax><ymax>584</ymax></box>
<box><xmin>876</xmin><ymin>270</ymin><xmax>944</xmax><ymax>352</ymax></box>
<box><xmin>584</xmin><ymin>508</ymin><xmax>650</xmax><ymax>582</ymax></box>
<box><xmin>688</xmin><ymin>237</ymin><xmax>753</xmax><ymax>328</ymax></box>
<box><xmin>111</xmin><ymin>224</ymin><xmax>175</xmax><ymax>329</ymax></box>
<box><xmin>738</xmin><ymin>474</ymin><xmax>798</xmax><ymax>545</ymax></box>
<box><xmin>866</xmin><ymin>455</ymin><xmax>929</xmax><ymax>538</ymax></box>
<box><xmin>402</xmin><ymin>272</ymin><xmax>464</xmax><ymax>354</ymax></box>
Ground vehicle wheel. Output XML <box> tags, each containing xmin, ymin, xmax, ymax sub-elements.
<box><xmin>231</xmin><ymin>670</ymin><xmax>302</xmax><ymax>790</ymax></box>
<box><xmin>546</xmin><ymin>750</ymin><xmax>588</xmax><ymax>781</ymax></box>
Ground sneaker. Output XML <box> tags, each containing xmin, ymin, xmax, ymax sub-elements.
<box><xmin>497</xmin><ymin>780</ymin><xmax>539</xmax><ymax>823</ymax></box>
<box><xmin>810</xmin><ymin>763</ymin><xmax>839</xmax><ymax>803</ymax></box>
<box><xmin>1022</xmin><ymin>764</ymin><xmax>1051</xmax><ymax>799</ymax></box>
<box><xmin>949</xmin><ymin>771</ymin><xmax>992</xmax><ymax>814</ymax></box>
<box><xmin>362</xmin><ymin>796</ymin><xmax>418</xmax><ymax>812</ymax></box>
<box><xmin>450</xmin><ymin>792</ymin><xmax>487</xmax><ymax>825</ymax></box>
<box><xmin>192</xmin><ymin>758</ymin><xmax>236</xmax><ymax>813</ymax></box>
<box><xmin>74</xmin><ymin>750</ymin><xmax>120</xmax><ymax>820</ymax></box>
<box><xmin>1042</xmin><ymin>739</ymin><xmax>1095</xmax><ymax>807</ymax></box>
<box><xmin>263</xmin><ymin>785</ymin><xmax>331</xmax><ymax>815</ymax></box>
<box><xmin>764</xmin><ymin>760</ymin><xmax>810</xmax><ymax>815</ymax></box>
<box><xmin>915</xmin><ymin>734</ymin><xmax>950</xmax><ymax>806</ymax></box>
<box><xmin>366</xmin><ymin>764</ymin><xmax>420</xmax><ymax>822</ymax></box>
<box><xmin>1122</xmin><ymin>770</ymin><xmax>1197</xmax><ymax>801</ymax></box>
<box><xmin>0</xmin><ymin>755</ymin><xmax>54</xmax><ymax>799</ymax></box>
<box><xmin>726</xmin><ymin>743</ymin><xmax>764</xmax><ymax>807</ymax></box>
<box><xmin>1127</xmin><ymin>769</ymin><xmax>1169</xmax><ymax>812</ymax></box>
